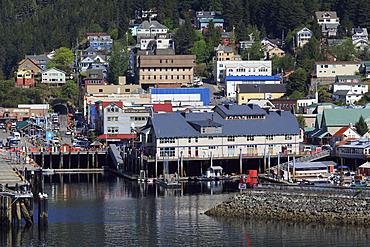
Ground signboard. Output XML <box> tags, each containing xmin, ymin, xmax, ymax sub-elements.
<box><xmin>45</xmin><ymin>131</ymin><xmax>53</xmax><ymax>140</ymax></box>
<box><xmin>124</xmin><ymin>109</ymin><xmax>150</xmax><ymax>113</ymax></box>
<box><xmin>238</xmin><ymin>183</ymin><xmax>247</xmax><ymax>189</ymax></box>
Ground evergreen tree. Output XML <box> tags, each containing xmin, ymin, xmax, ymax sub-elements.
<box><xmin>285</xmin><ymin>67</ymin><xmax>307</xmax><ymax>96</ymax></box>
<box><xmin>297</xmin><ymin>115</ymin><xmax>307</xmax><ymax>127</ymax></box>
<box><xmin>235</xmin><ymin>20</ymin><xmax>248</xmax><ymax>42</ymax></box>
<box><xmin>174</xmin><ymin>16</ymin><xmax>198</xmax><ymax>55</ymax></box>
<box><xmin>204</xmin><ymin>20</ymin><xmax>221</xmax><ymax>58</ymax></box>
<box><xmin>355</xmin><ymin>115</ymin><xmax>368</xmax><ymax>136</ymax></box>
<box><xmin>242</xmin><ymin>40</ymin><xmax>265</xmax><ymax>60</ymax></box>
<box><xmin>108</xmin><ymin>41</ymin><xmax>129</xmax><ymax>85</ymax></box>
<box><xmin>357</xmin><ymin>0</ymin><xmax>370</xmax><ymax>29</ymax></box>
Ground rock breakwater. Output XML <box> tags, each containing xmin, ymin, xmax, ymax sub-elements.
<box><xmin>205</xmin><ymin>190</ymin><xmax>370</xmax><ymax>225</ymax></box>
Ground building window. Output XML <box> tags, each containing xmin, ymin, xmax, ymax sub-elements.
<box><xmin>160</xmin><ymin>147</ymin><xmax>175</xmax><ymax>157</ymax></box>
<box><xmin>195</xmin><ymin>137</ymin><xmax>198</xmax><ymax>143</ymax></box>
<box><xmin>247</xmin><ymin>135</ymin><xmax>254</xmax><ymax>141</ymax></box>
<box><xmin>99</xmin><ymin>89</ymin><xmax>103</xmax><ymax>92</ymax></box>
<box><xmin>268</xmin><ymin>144</ymin><xmax>273</xmax><ymax>153</ymax></box>
<box><xmin>209</xmin><ymin>146</ymin><xmax>216</xmax><ymax>149</ymax></box>
<box><xmin>159</xmin><ymin>138</ymin><xmax>175</xmax><ymax>144</ymax></box>
<box><xmin>107</xmin><ymin>127</ymin><xmax>119</xmax><ymax>133</ymax></box>
<box><xmin>285</xmin><ymin>134</ymin><xmax>292</xmax><ymax>140</ymax></box>
<box><xmin>228</xmin><ymin>136</ymin><xmax>235</xmax><ymax>142</ymax></box>
<box><xmin>188</xmin><ymin>138</ymin><xmax>191</xmax><ymax>143</ymax></box>
<box><xmin>266</xmin><ymin>135</ymin><xmax>274</xmax><ymax>141</ymax></box>
<box><xmin>130</xmin><ymin>116</ymin><xmax>148</xmax><ymax>121</ymax></box>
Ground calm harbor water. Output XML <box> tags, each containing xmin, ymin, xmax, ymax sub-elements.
<box><xmin>1</xmin><ymin>173</ymin><xmax>370</xmax><ymax>246</ymax></box>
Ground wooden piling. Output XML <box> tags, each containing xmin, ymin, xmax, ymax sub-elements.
<box><xmin>16</xmin><ymin>201</ymin><xmax>22</xmax><ymax>225</ymax></box>
<box><xmin>0</xmin><ymin>195</ymin><xmax>3</xmax><ymax>225</ymax></box>
<box><xmin>43</xmin><ymin>194</ymin><xmax>48</xmax><ymax>225</ymax></box>
<box><xmin>87</xmin><ymin>152</ymin><xmax>90</xmax><ymax>169</ymax></box>
<box><xmin>6</xmin><ymin>196</ymin><xmax>12</xmax><ymax>226</ymax></box>
<box><xmin>78</xmin><ymin>152</ymin><xmax>80</xmax><ymax>169</ymax></box>
<box><xmin>50</xmin><ymin>152</ymin><xmax>52</xmax><ymax>169</ymax></box>
<box><xmin>38</xmin><ymin>193</ymin><xmax>44</xmax><ymax>225</ymax></box>
<box><xmin>21</xmin><ymin>200</ymin><xmax>33</xmax><ymax>226</ymax></box>
<box><xmin>92</xmin><ymin>152</ymin><xmax>95</xmax><ymax>168</ymax></box>
<box><xmin>69</xmin><ymin>151</ymin><xmax>71</xmax><ymax>169</ymax></box>
<box><xmin>42</xmin><ymin>152</ymin><xmax>45</xmax><ymax>168</ymax></box>
<box><xmin>59</xmin><ymin>153</ymin><xmax>63</xmax><ymax>169</ymax></box>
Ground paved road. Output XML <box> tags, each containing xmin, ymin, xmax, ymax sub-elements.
<box><xmin>59</xmin><ymin>114</ymin><xmax>73</xmax><ymax>146</ymax></box>
<box><xmin>201</xmin><ymin>78</ymin><xmax>226</xmax><ymax>105</ymax></box>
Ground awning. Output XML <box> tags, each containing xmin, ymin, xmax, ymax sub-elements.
<box><xmin>207</xmin><ymin>166</ymin><xmax>223</xmax><ymax>171</ymax></box>
<box><xmin>140</xmin><ymin>127</ymin><xmax>151</xmax><ymax>134</ymax></box>
<box><xmin>359</xmin><ymin>162</ymin><xmax>370</xmax><ymax>168</ymax></box>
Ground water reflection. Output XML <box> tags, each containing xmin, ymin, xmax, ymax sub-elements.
<box><xmin>2</xmin><ymin>173</ymin><xmax>370</xmax><ymax>246</ymax></box>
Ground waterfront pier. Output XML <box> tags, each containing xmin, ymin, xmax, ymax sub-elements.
<box><xmin>0</xmin><ymin>153</ymin><xmax>37</xmax><ymax>227</ymax></box>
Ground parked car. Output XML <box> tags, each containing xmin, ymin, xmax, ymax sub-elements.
<box><xmin>299</xmin><ymin>180</ymin><xmax>315</xmax><ymax>186</ymax></box>
<box><xmin>65</xmin><ymin>130</ymin><xmax>72</xmax><ymax>135</ymax></box>
<box><xmin>321</xmin><ymin>146</ymin><xmax>332</xmax><ymax>151</ymax></box>
<box><xmin>74</xmin><ymin>141</ymin><xmax>89</xmax><ymax>148</ymax></box>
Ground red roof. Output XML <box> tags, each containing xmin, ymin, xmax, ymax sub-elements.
<box><xmin>335</xmin><ymin>138</ymin><xmax>357</xmax><ymax>146</ymax></box>
<box><xmin>153</xmin><ymin>104</ymin><xmax>172</xmax><ymax>112</ymax></box>
<box><xmin>97</xmin><ymin>134</ymin><xmax>136</xmax><ymax>140</ymax></box>
<box><xmin>101</xmin><ymin>102</ymin><xmax>123</xmax><ymax>109</ymax></box>
<box><xmin>333</xmin><ymin>127</ymin><xmax>350</xmax><ymax>137</ymax></box>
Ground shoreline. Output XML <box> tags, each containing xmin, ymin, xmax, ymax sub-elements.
<box><xmin>205</xmin><ymin>189</ymin><xmax>370</xmax><ymax>226</ymax></box>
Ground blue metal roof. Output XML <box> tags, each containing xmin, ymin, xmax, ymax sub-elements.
<box><xmin>188</xmin><ymin>120</ymin><xmax>223</xmax><ymax>127</ymax></box>
<box><xmin>150</xmin><ymin>104</ymin><xmax>299</xmax><ymax>138</ymax></box>
<box><xmin>216</xmin><ymin>104</ymin><xmax>267</xmax><ymax>116</ymax></box>
<box><xmin>225</xmin><ymin>75</ymin><xmax>280</xmax><ymax>81</ymax></box>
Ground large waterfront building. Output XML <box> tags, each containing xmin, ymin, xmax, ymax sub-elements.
<box><xmin>140</xmin><ymin>104</ymin><xmax>301</xmax><ymax>159</ymax></box>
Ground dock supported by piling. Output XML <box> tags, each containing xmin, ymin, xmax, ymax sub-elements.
<box><xmin>0</xmin><ymin>153</ymin><xmax>43</xmax><ymax>227</ymax></box>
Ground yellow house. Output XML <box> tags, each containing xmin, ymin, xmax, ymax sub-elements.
<box><xmin>214</xmin><ymin>44</ymin><xmax>241</xmax><ymax>61</ymax></box>
<box><xmin>268</xmin><ymin>47</ymin><xmax>285</xmax><ymax>59</ymax></box>
<box><xmin>236</xmin><ymin>84</ymin><xmax>286</xmax><ymax>104</ymax></box>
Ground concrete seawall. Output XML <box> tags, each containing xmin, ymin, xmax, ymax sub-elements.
<box><xmin>205</xmin><ymin>190</ymin><xmax>370</xmax><ymax>225</ymax></box>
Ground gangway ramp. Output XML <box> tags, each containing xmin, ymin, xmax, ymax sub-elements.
<box><xmin>271</xmin><ymin>150</ymin><xmax>331</xmax><ymax>172</ymax></box>
<box><xmin>108</xmin><ymin>144</ymin><xmax>124</xmax><ymax>169</ymax></box>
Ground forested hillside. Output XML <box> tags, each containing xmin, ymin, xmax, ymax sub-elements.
<box><xmin>0</xmin><ymin>0</ymin><xmax>370</xmax><ymax>79</ymax></box>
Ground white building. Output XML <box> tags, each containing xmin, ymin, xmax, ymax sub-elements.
<box><xmin>140</xmin><ymin>33</ymin><xmax>174</xmax><ymax>51</ymax></box>
<box><xmin>214</xmin><ymin>60</ymin><xmax>272</xmax><ymax>83</ymax></box>
<box><xmin>315</xmin><ymin>11</ymin><xmax>340</xmax><ymax>37</ymax></box>
<box><xmin>295</xmin><ymin>27</ymin><xmax>313</xmax><ymax>47</ymax></box>
<box><xmin>41</xmin><ymin>67</ymin><xmax>67</xmax><ymax>86</ymax></box>
<box><xmin>140</xmin><ymin>104</ymin><xmax>301</xmax><ymax>159</ymax></box>
<box><xmin>352</xmin><ymin>27</ymin><xmax>368</xmax><ymax>49</ymax></box>
<box><xmin>137</xmin><ymin>20</ymin><xmax>169</xmax><ymax>40</ymax></box>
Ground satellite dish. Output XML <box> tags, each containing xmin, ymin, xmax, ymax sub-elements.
<box><xmin>70</xmin><ymin>75</ymin><xmax>73</xmax><ymax>79</ymax></box>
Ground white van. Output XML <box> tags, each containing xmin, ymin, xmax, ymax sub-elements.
<box><xmin>303</xmin><ymin>146</ymin><xmax>312</xmax><ymax>152</ymax></box>
<box><xmin>13</xmin><ymin>132</ymin><xmax>20</xmax><ymax>140</ymax></box>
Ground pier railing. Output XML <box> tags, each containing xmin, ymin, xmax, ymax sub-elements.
<box><xmin>271</xmin><ymin>150</ymin><xmax>331</xmax><ymax>172</ymax></box>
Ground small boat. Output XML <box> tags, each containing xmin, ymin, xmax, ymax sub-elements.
<box><xmin>215</xmin><ymin>176</ymin><xmax>234</xmax><ymax>181</ymax></box>
<box><xmin>349</xmin><ymin>180</ymin><xmax>368</xmax><ymax>187</ymax></box>
<box><xmin>195</xmin><ymin>176</ymin><xmax>215</xmax><ymax>181</ymax></box>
